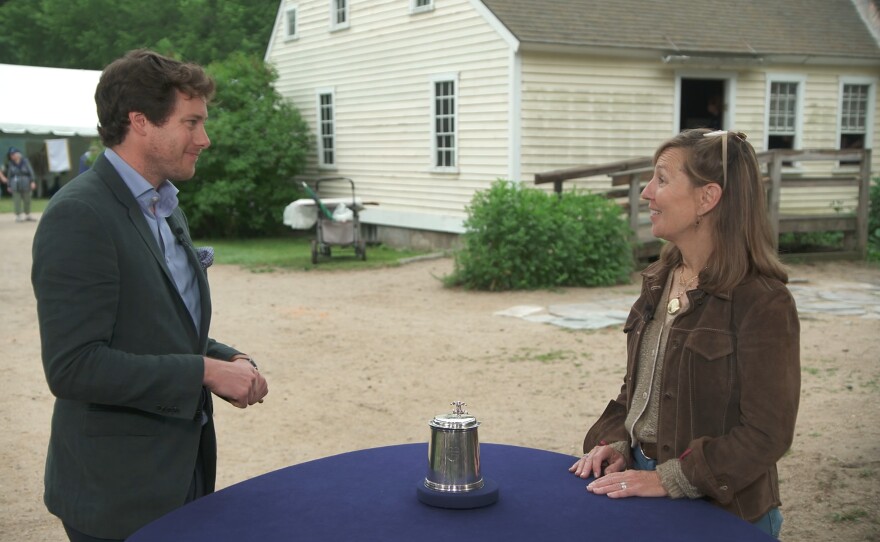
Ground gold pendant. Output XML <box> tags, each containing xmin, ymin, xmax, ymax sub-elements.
<box><xmin>667</xmin><ymin>298</ymin><xmax>681</xmax><ymax>315</ymax></box>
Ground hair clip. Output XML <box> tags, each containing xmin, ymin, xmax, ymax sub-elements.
<box><xmin>703</xmin><ymin>130</ymin><xmax>731</xmax><ymax>188</ymax></box>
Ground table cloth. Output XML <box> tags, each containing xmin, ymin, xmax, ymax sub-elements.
<box><xmin>128</xmin><ymin>443</ymin><xmax>774</xmax><ymax>541</ymax></box>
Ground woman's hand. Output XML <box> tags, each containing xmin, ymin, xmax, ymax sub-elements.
<box><xmin>586</xmin><ymin>470</ymin><xmax>668</xmax><ymax>498</ymax></box>
<box><xmin>569</xmin><ymin>444</ymin><xmax>625</xmax><ymax>479</ymax></box>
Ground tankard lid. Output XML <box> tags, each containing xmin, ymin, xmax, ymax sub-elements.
<box><xmin>429</xmin><ymin>401</ymin><xmax>479</xmax><ymax>430</ymax></box>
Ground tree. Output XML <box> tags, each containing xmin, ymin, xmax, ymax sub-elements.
<box><xmin>0</xmin><ymin>0</ymin><xmax>278</xmax><ymax>69</ymax></box>
<box><xmin>176</xmin><ymin>53</ymin><xmax>311</xmax><ymax>238</ymax></box>
<box><xmin>166</xmin><ymin>0</ymin><xmax>278</xmax><ymax>67</ymax></box>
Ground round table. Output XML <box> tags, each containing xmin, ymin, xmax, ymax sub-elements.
<box><xmin>128</xmin><ymin>443</ymin><xmax>774</xmax><ymax>541</ymax></box>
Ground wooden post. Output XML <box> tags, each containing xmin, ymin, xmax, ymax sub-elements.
<box><xmin>856</xmin><ymin>148</ymin><xmax>871</xmax><ymax>259</ymax></box>
<box><xmin>626</xmin><ymin>174</ymin><xmax>641</xmax><ymax>239</ymax></box>
<box><xmin>767</xmin><ymin>151</ymin><xmax>783</xmax><ymax>249</ymax></box>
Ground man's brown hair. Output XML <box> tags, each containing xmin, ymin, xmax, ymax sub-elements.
<box><xmin>95</xmin><ymin>49</ymin><xmax>215</xmax><ymax>147</ymax></box>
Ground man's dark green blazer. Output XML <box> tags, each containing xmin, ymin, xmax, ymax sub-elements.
<box><xmin>32</xmin><ymin>153</ymin><xmax>241</xmax><ymax>539</ymax></box>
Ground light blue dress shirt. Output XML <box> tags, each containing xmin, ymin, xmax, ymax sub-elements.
<box><xmin>104</xmin><ymin>148</ymin><xmax>202</xmax><ymax>333</ymax></box>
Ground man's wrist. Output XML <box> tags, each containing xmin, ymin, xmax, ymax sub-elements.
<box><xmin>233</xmin><ymin>355</ymin><xmax>258</xmax><ymax>370</ymax></box>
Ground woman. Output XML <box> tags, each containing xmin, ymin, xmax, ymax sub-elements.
<box><xmin>4</xmin><ymin>147</ymin><xmax>38</xmax><ymax>222</ymax></box>
<box><xmin>569</xmin><ymin>129</ymin><xmax>800</xmax><ymax>538</ymax></box>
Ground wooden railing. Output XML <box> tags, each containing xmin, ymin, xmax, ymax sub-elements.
<box><xmin>534</xmin><ymin>149</ymin><xmax>872</xmax><ymax>260</ymax></box>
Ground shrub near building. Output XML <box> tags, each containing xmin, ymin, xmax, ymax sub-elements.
<box><xmin>869</xmin><ymin>177</ymin><xmax>880</xmax><ymax>261</ymax></box>
<box><xmin>446</xmin><ymin>180</ymin><xmax>634</xmax><ymax>291</ymax></box>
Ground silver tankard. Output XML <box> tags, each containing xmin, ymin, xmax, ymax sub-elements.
<box><xmin>417</xmin><ymin>401</ymin><xmax>499</xmax><ymax>509</ymax></box>
<box><xmin>425</xmin><ymin>401</ymin><xmax>483</xmax><ymax>492</ymax></box>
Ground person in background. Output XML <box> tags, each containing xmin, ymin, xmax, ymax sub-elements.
<box><xmin>78</xmin><ymin>143</ymin><xmax>101</xmax><ymax>174</ymax></box>
<box><xmin>4</xmin><ymin>147</ymin><xmax>37</xmax><ymax>221</ymax></box>
<box><xmin>31</xmin><ymin>49</ymin><xmax>269</xmax><ymax>542</ymax></box>
<box><xmin>569</xmin><ymin>129</ymin><xmax>800</xmax><ymax>539</ymax></box>
<box><xmin>705</xmin><ymin>94</ymin><xmax>723</xmax><ymax>130</ymax></box>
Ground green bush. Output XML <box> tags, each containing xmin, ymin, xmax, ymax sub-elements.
<box><xmin>177</xmin><ymin>53</ymin><xmax>310</xmax><ymax>238</ymax></box>
<box><xmin>778</xmin><ymin>231</ymin><xmax>844</xmax><ymax>252</ymax></box>
<box><xmin>445</xmin><ymin>180</ymin><xmax>634</xmax><ymax>290</ymax></box>
<box><xmin>869</xmin><ymin>176</ymin><xmax>880</xmax><ymax>261</ymax></box>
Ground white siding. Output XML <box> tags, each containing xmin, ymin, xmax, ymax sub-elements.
<box><xmin>520</xmin><ymin>54</ymin><xmax>878</xmax><ymax>217</ymax></box>
<box><xmin>266</xmin><ymin>0</ymin><xmax>512</xmax><ymax>230</ymax></box>
<box><xmin>519</xmin><ymin>52</ymin><xmax>674</xmax><ymax>194</ymax></box>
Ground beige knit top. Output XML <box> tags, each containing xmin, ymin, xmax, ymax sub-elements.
<box><xmin>614</xmin><ymin>271</ymin><xmax>702</xmax><ymax>499</ymax></box>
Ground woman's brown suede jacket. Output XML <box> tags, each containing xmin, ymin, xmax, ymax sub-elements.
<box><xmin>584</xmin><ymin>260</ymin><xmax>801</xmax><ymax>522</ymax></box>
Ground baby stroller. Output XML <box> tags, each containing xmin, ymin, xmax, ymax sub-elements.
<box><xmin>301</xmin><ymin>177</ymin><xmax>366</xmax><ymax>264</ymax></box>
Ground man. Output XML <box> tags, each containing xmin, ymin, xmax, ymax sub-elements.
<box><xmin>4</xmin><ymin>146</ymin><xmax>38</xmax><ymax>221</ymax></box>
<box><xmin>31</xmin><ymin>49</ymin><xmax>269</xmax><ymax>542</ymax></box>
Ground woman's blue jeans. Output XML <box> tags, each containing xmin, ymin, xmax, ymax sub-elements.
<box><xmin>632</xmin><ymin>445</ymin><xmax>782</xmax><ymax>539</ymax></box>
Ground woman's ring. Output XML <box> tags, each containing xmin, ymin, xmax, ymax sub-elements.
<box><xmin>620</xmin><ymin>481</ymin><xmax>627</xmax><ymax>490</ymax></box>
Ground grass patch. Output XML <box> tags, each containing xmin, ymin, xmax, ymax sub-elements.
<box><xmin>830</xmin><ymin>508</ymin><xmax>868</xmax><ymax>523</ymax></box>
<box><xmin>2</xmin><ymin>198</ymin><xmax>431</xmax><ymax>270</ymax></box>
<box><xmin>195</xmin><ymin>234</ymin><xmax>431</xmax><ymax>271</ymax></box>
<box><xmin>509</xmin><ymin>348</ymin><xmax>580</xmax><ymax>364</ymax></box>
<box><xmin>0</xmin><ymin>197</ymin><xmax>49</xmax><ymax>214</ymax></box>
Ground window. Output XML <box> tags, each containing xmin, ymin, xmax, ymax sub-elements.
<box><xmin>317</xmin><ymin>90</ymin><xmax>336</xmax><ymax>168</ymax></box>
<box><xmin>410</xmin><ymin>0</ymin><xmax>434</xmax><ymax>13</ymax></box>
<box><xmin>838</xmin><ymin>78</ymin><xmax>875</xmax><ymax>166</ymax></box>
<box><xmin>768</xmin><ymin>82</ymin><xmax>798</xmax><ymax>151</ymax></box>
<box><xmin>432</xmin><ymin>74</ymin><xmax>457</xmax><ymax>171</ymax></box>
<box><xmin>330</xmin><ymin>0</ymin><xmax>349</xmax><ymax>31</ymax></box>
<box><xmin>284</xmin><ymin>6</ymin><xmax>298</xmax><ymax>40</ymax></box>
<box><xmin>765</xmin><ymin>76</ymin><xmax>804</xmax><ymax>166</ymax></box>
<box><xmin>840</xmin><ymin>84</ymin><xmax>870</xmax><ymax>150</ymax></box>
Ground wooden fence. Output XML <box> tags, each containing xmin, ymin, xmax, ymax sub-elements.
<box><xmin>534</xmin><ymin>149</ymin><xmax>872</xmax><ymax>260</ymax></box>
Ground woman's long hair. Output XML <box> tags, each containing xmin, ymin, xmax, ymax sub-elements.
<box><xmin>655</xmin><ymin>129</ymin><xmax>788</xmax><ymax>292</ymax></box>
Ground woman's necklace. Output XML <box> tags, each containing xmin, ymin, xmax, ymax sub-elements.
<box><xmin>666</xmin><ymin>266</ymin><xmax>701</xmax><ymax>315</ymax></box>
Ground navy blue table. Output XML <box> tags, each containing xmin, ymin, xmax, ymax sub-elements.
<box><xmin>128</xmin><ymin>443</ymin><xmax>773</xmax><ymax>541</ymax></box>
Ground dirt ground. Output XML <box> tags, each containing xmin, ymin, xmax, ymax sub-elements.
<box><xmin>1</xmin><ymin>215</ymin><xmax>879</xmax><ymax>541</ymax></box>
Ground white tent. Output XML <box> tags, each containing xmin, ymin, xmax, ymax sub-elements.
<box><xmin>0</xmin><ymin>63</ymin><xmax>101</xmax><ymax>137</ymax></box>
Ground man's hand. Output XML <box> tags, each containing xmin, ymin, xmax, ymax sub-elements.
<box><xmin>203</xmin><ymin>357</ymin><xmax>268</xmax><ymax>408</ymax></box>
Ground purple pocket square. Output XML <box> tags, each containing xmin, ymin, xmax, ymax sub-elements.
<box><xmin>196</xmin><ymin>246</ymin><xmax>214</xmax><ymax>270</ymax></box>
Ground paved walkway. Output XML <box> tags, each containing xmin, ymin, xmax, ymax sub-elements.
<box><xmin>495</xmin><ymin>279</ymin><xmax>880</xmax><ymax>330</ymax></box>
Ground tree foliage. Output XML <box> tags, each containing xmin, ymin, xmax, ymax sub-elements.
<box><xmin>178</xmin><ymin>53</ymin><xmax>310</xmax><ymax>238</ymax></box>
<box><xmin>0</xmin><ymin>0</ymin><xmax>278</xmax><ymax>69</ymax></box>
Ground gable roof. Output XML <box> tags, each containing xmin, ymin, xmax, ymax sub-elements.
<box><xmin>0</xmin><ymin>64</ymin><xmax>101</xmax><ymax>136</ymax></box>
<box><xmin>479</xmin><ymin>0</ymin><xmax>880</xmax><ymax>63</ymax></box>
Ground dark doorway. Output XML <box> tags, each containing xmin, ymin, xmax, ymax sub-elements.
<box><xmin>680</xmin><ymin>79</ymin><xmax>725</xmax><ymax>131</ymax></box>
